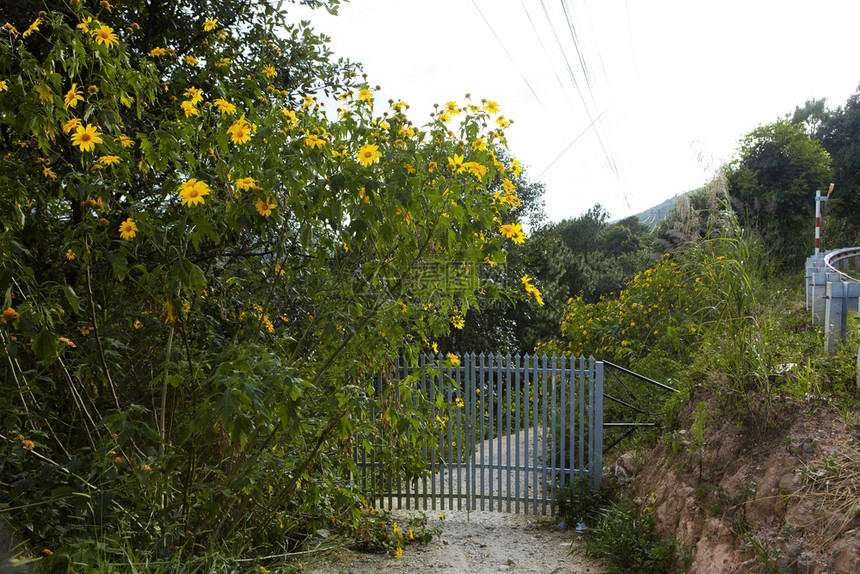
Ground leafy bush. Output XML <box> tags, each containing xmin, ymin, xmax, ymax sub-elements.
<box><xmin>580</xmin><ymin>494</ymin><xmax>680</xmax><ymax>574</ymax></box>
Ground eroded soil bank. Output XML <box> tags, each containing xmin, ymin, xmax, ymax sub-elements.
<box><xmin>624</xmin><ymin>391</ymin><xmax>860</xmax><ymax>573</ymax></box>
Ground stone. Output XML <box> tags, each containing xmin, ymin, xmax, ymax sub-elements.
<box><xmin>315</xmin><ymin>528</ymin><xmax>330</xmax><ymax>539</ymax></box>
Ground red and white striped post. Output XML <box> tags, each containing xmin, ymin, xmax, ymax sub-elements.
<box><xmin>814</xmin><ymin>183</ymin><xmax>835</xmax><ymax>255</ymax></box>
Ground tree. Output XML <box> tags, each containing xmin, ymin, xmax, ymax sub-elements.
<box><xmin>811</xmin><ymin>89</ymin><xmax>860</xmax><ymax>237</ymax></box>
<box><xmin>0</xmin><ymin>1</ymin><xmax>530</xmax><ymax>565</ymax></box>
<box><xmin>551</xmin><ymin>205</ymin><xmax>651</xmax><ymax>304</ymax></box>
<box><xmin>726</xmin><ymin>120</ymin><xmax>831</xmax><ymax>266</ymax></box>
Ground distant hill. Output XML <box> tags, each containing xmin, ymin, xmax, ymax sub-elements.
<box><xmin>631</xmin><ymin>188</ymin><xmax>705</xmax><ymax>227</ymax></box>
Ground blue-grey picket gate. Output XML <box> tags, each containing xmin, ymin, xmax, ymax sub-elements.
<box><xmin>357</xmin><ymin>353</ymin><xmax>603</xmax><ymax>515</ymax></box>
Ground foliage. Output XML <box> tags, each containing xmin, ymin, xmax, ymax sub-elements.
<box><xmin>793</xmin><ymin>89</ymin><xmax>860</xmax><ymax>239</ymax></box>
<box><xmin>0</xmin><ymin>0</ymin><xmax>534</xmax><ymax>566</ymax></box>
<box><xmin>538</xmin><ymin>252</ymin><xmax>706</xmax><ymax>379</ymax></box>
<box><xmin>557</xmin><ymin>475</ymin><xmax>614</xmax><ymax>527</ymax></box>
<box><xmin>438</xmin><ymin>164</ymin><xmax>557</xmax><ymax>355</ymax></box>
<box><xmin>652</xmin><ymin>178</ymin><xmax>728</xmax><ymax>253</ymax></box>
<box><xmin>552</xmin><ymin>204</ymin><xmax>652</xmax><ymax>304</ymax></box>
<box><xmin>579</xmin><ymin>493</ymin><xmax>680</xmax><ymax>574</ymax></box>
<box><xmin>726</xmin><ymin>120</ymin><xmax>832</xmax><ymax>268</ymax></box>
<box><xmin>350</xmin><ymin>508</ymin><xmax>438</xmax><ymax>557</ymax></box>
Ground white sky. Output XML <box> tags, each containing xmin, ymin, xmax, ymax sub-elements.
<box><xmin>291</xmin><ymin>0</ymin><xmax>860</xmax><ymax>222</ymax></box>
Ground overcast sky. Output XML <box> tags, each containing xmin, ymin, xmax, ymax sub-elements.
<box><xmin>292</xmin><ymin>0</ymin><xmax>860</xmax><ymax>222</ymax></box>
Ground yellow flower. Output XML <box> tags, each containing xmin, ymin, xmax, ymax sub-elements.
<box><xmin>22</xmin><ymin>17</ymin><xmax>42</xmax><ymax>38</ymax></box>
<box><xmin>184</xmin><ymin>86</ymin><xmax>203</xmax><ymax>105</ymax></box>
<box><xmin>64</xmin><ymin>83</ymin><xmax>83</xmax><ymax>108</ymax></box>
<box><xmin>66</xmin><ymin>249</ymin><xmax>75</xmax><ymax>260</ymax></box>
<box><xmin>3</xmin><ymin>23</ymin><xmax>19</xmax><ymax>36</ymax></box>
<box><xmin>133</xmin><ymin>319</ymin><xmax>142</xmax><ymax>329</ymax></box>
<box><xmin>483</xmin><ymin>100</ymin><xmax>499</xmax><ymax>114</ymax></box>
<box><xmin>471</xmin><ymin>138</ymin><xmax>487</xmax><ymax>151</ymax></box>
<box><xmin>281</xmin><ymin>108</ymin><xmax>298</xmax><ymax>127</ymax></box>
<box><xmin>63</xmin><ymin>118</ymin><xmax>82</xmax><ymax>133</ymax></box>
<box><xmin>395</xmin><ymin>547</ymin><xmax>403</xmax><ymax>560</ymax></box>
<box><xmin>357</xmin><ymin>88</ymin><xmax>372</xmax><ymax>102</ymax></box>
<box><xmin>118</xmin><ymin>218</ymin><xmax>137</xmax><ymax>240</ymax></box>
<box><xmin>213</xmin><ymin>98</ymin><xmax>236</xmax><ymax>115</ymax></box>
<box><xmin>463</xmin><ymin>161</ymin><xmax>486</xmax><ymax>178</ymax></box>
<box><xmin>451</xmin><ymin>313</ymin><xmax>465</xmax><ymax>329</ymax></box>
<box><xmin>356</xmin><ymin>143</ymin><xmax>381</xmax><ymax>167</ymax></box>
<box><xmin>179</xmin><ymin>178</ymin><xmax>211</xmax><ymax>207</ymax></box>
<box><xmin>500</xmin><ymin>222</ymin><xmax>522</xmax><ymax>240</ymax></box>
<box><xmin>117</xmin><ymin>134</ymin><xmax>134</xmax><ymax>148</ymax></box>
<box><xmin>432</xmin><ymin>342</ymin><xmax>438</xmax><ymax>354</ymax></box>
<box><xmin>150</xmin><ymin>46</ymin><xmax>167</xmax><ymax>57</ymax></box>
<box><xmin>70</xmin><ymin>124</ymin><xmax>104</xmax><ymax>152</ymax></box>
<box><xmin>447</xmin><ymin>154</ymin><xmax>465</xmax><ymax>173</ymax></box>
<box><xmin>455</xmin><ymin>397</ymin><xmax>464</xmax><ymax>408</ymax></box>
<box><xmin>180</xmin><ymin>101</ymin><xmax>199</xmax><ymax>117</ymax></box>
<box><xmin>447</xmin><ymin>353</ymin><xmax>460</xmax><ymax>367</ymax></box>
<box><xmin>255</xmin><ymin>196</ymin><xmax>276</xmax><ymax>217</ymax></box>
<box><xmin>304</xmin><ymin>133</ymin><xmax>325</xmax><ymax>149</ymax></box>
<box><xmin>262</xmin><ymin>65</ymin><xmax>276</xmax><ymax>78</ymax></box>
<box><xmin>184</xmin><ymin>55</ymin><xmax>199</xmax><ymax>66</ymax></box>
<box><xmin>36</xmin><ymin>84</ymin><xmax>53</xmax><ymax>104</ymax></box>
<box><xmin>92</xmin><ymin>25</ymin><xmax>118</xmax><ymax>49</ymax></box>
<box><xmin>2</xmin><ymin>307</ymin><xmax>20</xmax><ymax>323</ymax></box>
<box><xmin>215</xmin><ymin>57</ymin><xmax>231</xmax><ymax>67</ymax></box>
<box><xmin>203</xmin><ymin>19</ymin><xmax>218</xmax><ymax>31</ymax></box>
<box><xmin>227</xmin><ymin>117</ymin><xmax>252</xmax><ymax>144</ymax></box>
<box><xmin>0</xmin><ymin>80</ymin><xmax>7</xmax><ymax>92</ymax></box>
<box><xmin>235</xmin><ymin>177</ymin><xmax>258</xmax><ymax>191</ymax></box>
<box><xmin>97</xmin><ymin>155</ymin><xmax>121</xmax><ymax>167</ymax></box>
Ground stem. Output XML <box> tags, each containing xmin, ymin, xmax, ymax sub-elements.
<box><xmin>85</xmin><ymin>263</ymin><xmax>121</xmax><ymax>411</ymax></box>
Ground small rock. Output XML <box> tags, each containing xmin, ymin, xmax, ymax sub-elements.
<box><xmin>779</xmin><ymin>473</ymin><xmax>799</xmax><ymax>492</ymax></box>
<box><xmin>801</xmin><ymin>442</ymin><xmax>815</xmax><ymax>454</ymax></box>
<box><xmin>506</xmin><ymin>558</ymin><xmax>516</xmax><ymax>567</ymax></box>
<box><xmin>315</xmin><ymin>528</ymin><xmax>330</xmax><ymax>539</ymax></box>
<box><xmin>498</xmin><ymin>567</ymin><xmax>509</xmax><ymax>572</ymax></box>
<box><xmin>784</xmin><ymin>541</ymin><xmax>802</xmax><ymax>558</ymax></box>
<box><xmin>556</xmin><ymin>522</ymin><xmax>566</xmax><ymax>530</ymax></box>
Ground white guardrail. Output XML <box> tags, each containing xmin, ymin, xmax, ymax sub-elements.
<box><xmin>805</xmin><ymin>248</ymin><xmax>860</xmax><ymax>389</ymax></box>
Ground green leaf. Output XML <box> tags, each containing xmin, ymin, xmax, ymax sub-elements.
<box><xmin>32</xmin><ymin>329</ymin><xmax>58</xmax><ymax>361</ymax></box>
<box><xmin>172</xmin><ymin>257</ymin><xmax>206</xmax><ymax>293</ymax></box>
<box><xmin>107</xmin><ymin>252</ymin><xmax>128</xmax><ymax>281</ymax></box>
<box><xmin>63</xmin><ymin>286</ymin><xmax>81</xmax><ymax>313</ymax></box>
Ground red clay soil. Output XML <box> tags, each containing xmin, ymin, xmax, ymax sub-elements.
<box><xmin>622</xmin><ymin>388</ymin><xmax>860</xmax><ymax>573</ymax></box>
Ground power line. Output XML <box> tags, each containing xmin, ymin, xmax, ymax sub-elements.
<box><xmin>536</xmin><ymin>106</ymin><xmax>609</xmax><ymax>180</ymax></box>
<box><xmin>519</xmin><ymin>0</ymin><xmax>569</xmax><ymax>98</ymax></box>
<box><xmin>470</xmin><ymin>0</ymin><xmax>545</xmax><ymax>109</ymax></box>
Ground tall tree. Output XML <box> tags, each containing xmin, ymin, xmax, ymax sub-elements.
<box><xmin>726</xmin><ymin>120</ymin><xmax>831</xmax><ymax>266</ymax></box>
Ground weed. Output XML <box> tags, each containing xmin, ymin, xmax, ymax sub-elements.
<box><xmin>578</xmin><ymin>493</ymin><xmax>680</xmax><ymax>574</ymax></box>
<box><xmin>745</xmin><ymin>534</ymin><xmax>789</xmax><ymax>574</ymax></box>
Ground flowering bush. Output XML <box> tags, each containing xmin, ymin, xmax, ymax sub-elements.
<box><xmin>0</xmin><ymin>1</ymin><xmax>533</xmax><ymax>565</ymax></box>
<box><xmin>539</xmin><ymin>255</ymin><xmax>707</xmax><ymax>374</ymax></box>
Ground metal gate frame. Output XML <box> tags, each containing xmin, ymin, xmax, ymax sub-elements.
<box><xmin>357</xmin><ymin>353</ymin><xmax>603</xmax><ymax>515</ymax></box>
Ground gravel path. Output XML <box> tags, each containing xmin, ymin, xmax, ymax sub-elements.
<box><xmin>306</xmin><ymin>426</ymin><xmax>603</xmax><ymax>573</ymax></box>
<box><xmin>304</xmin><ymin>509</ymin><xmax>604</xmax><ymax>574</ymax></box>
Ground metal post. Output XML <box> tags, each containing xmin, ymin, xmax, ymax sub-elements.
<box><xmin>815</xmin><ymin>189</ymin><xmax>821</xmax><ymax>255</ymax></box>
<box><xmin>825</xmin><ymin>281</ymin><xmax>860</xmax><ymax>353</ymax></box>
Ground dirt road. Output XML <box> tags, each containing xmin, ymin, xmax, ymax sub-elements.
<box><xmin>304</xmin><ymin>509</ymin><xmax>604</xmax><ymax>574</ymax></box>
